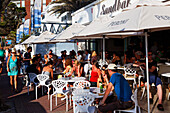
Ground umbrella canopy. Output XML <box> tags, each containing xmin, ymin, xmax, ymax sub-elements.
<box><xmin>124</xmin><ymin>0</ymin><xmax>165</xmax><ymax>10</ymax></box>
<box><xmin>77</xmin><ymin>5</ymin><xmax>170</xmax><ymax>37</ymax></box>
<box><xmin>50</xmin><ymin>23</ymin><xmax>86</xmax><ymax>42</ymax></box>
<box><xmin>21</xmin><ymin>35</ymin><xmax>38</xmax><ymax>45</ymax></box>
<box><xmin>72</xmin><ymin>15</ymin><xmax>144</xmax><ymax>40</ymax></box>
<box><xmin>32</xmin><ymin>31</ymin><xmax>64</xmax><ymax>44</ymax></box>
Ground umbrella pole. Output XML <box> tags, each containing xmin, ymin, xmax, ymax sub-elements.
<box><xmin>32</xmin><ymin>44</ymin><xmax>35</xmax><ymax>57</ymax></box>
<box><xmin>145</xmin><ymin>30</ymin><xmax>150</xmax><ymax>113</ymax></box>
<box><xmin>75</xmin><ymin>40</ymin><xmax>78</xmax><ymax>57</ymax></box>
<box><xmin>103</xmin><ymin>35</ymin><xmax>105</xmax><ymax>65</ymax></box>
<box><xmin>55</xmin><ymin>43</ymin><xmax>56</xmax><ymax>55</ymax></box>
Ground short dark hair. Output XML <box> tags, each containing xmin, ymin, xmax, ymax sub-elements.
<box><xmin>47</xmin><ymin>60</ymin><xmax>53</xmax><ymax>65</ymax></box>
<box><xmin>32</xmin><ymin>57</ymin><xmax>38</xmax><ymax>63</ymax></box>
<box><xmin>93</xmin><ymin>62</ymin><xmax>100</xmax><ymax>69</ymax></box>
<box><xmin>27</xmin><ymin>46</ymin><xmax>32</xmax><ymax>51</ymax></box>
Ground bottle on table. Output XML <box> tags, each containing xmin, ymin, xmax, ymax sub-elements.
<box><xmin>100</xmin><ymin>82</ymin><xmax>103</xmax><ymax>93</ymax></box>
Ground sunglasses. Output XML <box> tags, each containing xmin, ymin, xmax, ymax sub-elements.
<box><xmin>148</xmin><ymin>54</ymin><xmax>152</xmax><ymax>56</ymax></box>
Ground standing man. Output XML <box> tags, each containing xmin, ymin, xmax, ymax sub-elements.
<box><xmin>84</xmin><ymin>50</ymin><xmax>90</xmax><ymax>61</ymax></box>
<box><xmin>23</xmin><ymin>47</ymin><xmax>32</xmax><ymax>72</ymax></box>
<box><xmin>98</xmin><ymin>64</ymin><xmax>133</xmax><ymax>113</ymax></box>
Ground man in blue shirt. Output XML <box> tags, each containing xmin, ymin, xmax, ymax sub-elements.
<box><xmin>98</xmin><ymin>64</ymin><xmax>133</xmax><ymax>112</ymax></box>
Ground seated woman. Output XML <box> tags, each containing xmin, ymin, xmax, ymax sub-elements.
<box><xmin>91</xmin><ymin>51</ymin><xmax>98</xmax><ymax>64</ymax></box>
<box><xmin>97</xmin><ymin>65</ymin><xmax>109</xmax><ymax>89</ymax></box>
<box><xmin>42</xmin><ymin>60</ymin><xmax>53</xmax><ymax>82</ymax></box>
<box><xmin>37</xmin><ymin>56</ymin><xmax>43</xmax><ymax>74</ymax></box>
<box><xmin>42</xmin><ymin>60</ymin><xmax>53</xmax><ymax>94</ymax></box>
<box><xmin>90</xmin><ymin>62</ymin><xmax>101</xmax><ymax>87</ymax></box>
<box><xmin>111</xmin><ymin>52</ymin><xmax>120</xmax><ymax>65</ymax></box>
<box><xmin>68</xmin><ymin>60</ymin><xmax>83</xmax><ymax>77</ymax></box>
<box><xmin>63</xmin><ymin>58</ymin><xmax>73</xmax><ymax>77</ymax></box>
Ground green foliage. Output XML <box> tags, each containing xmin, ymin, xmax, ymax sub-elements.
<box><xmin>19</xmin><ymin>34</ymin><xmax>30</xmax><ymax>44</ymax></box>
<box><xmin>0</xmin><ymin>22</ymin><xmax>6</xmax><ymax>27</ymax></box>
<box><xmin>49</xmin><ymin>0</ymin><xmax>96</xmax><ymax>17</ymax></box>
<box><xmin>0</xmin><ymin>2</ymin><xmax>26</xmax><ymax>44</ymax></box>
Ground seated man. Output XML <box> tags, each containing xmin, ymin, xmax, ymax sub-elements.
<box><xmin>98</xmin><ymin>64</ymin><xmax>133</xmax><ymax>113</ymax></box>
<box><xmin>26</xmin><ymin>57</ymin><xmax>39</xmax><ymax>75</ymax></box>
<box><xmin>133</xmin><ymin>52</ymin><xmax>164</xmax><ymax>111</ymax></box>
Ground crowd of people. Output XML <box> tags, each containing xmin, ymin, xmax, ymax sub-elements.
<box><xmin>0</xmin><ymin>40</ymin><xmax>167</xmax><ymax>112</ymax></box>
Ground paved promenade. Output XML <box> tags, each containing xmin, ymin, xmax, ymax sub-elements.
<box><xmin>0</xmin><ymin>63</ymin><xmax>170</xmax><ymax>113</ymax></box>
<box><xmin>0</xmin><ymin>64</ymin><xmax>73</xmax><ymax>113</ymax></box>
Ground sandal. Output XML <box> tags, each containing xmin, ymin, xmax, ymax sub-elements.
<box><xmin>157</xmin><ymin>104</ymin><xmax>164</xmax><ymax>111</ymax></box>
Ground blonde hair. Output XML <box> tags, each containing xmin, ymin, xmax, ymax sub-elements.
<box><xmin>74</xmin><ymin>60</ymin><xmax>81</xmax><ymax>66</ymax></box>
<box><xmin>92</xmin><ymin>51</ymin><xmax>97</xmax><ymax>57</ymax></box>
<box><xmin>65</xmin><ymin>58</ymin><xmax>72</xmax><ymax>67</ymax></box>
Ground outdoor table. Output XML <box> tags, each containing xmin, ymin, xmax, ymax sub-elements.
<box><xmin>161</xmin><ymin>73</ymin><xmax>170</xmax><ymax>100</ymax></box>
<box><xmin>89</xmin><ymin>87</ymin><xmax>113</xmax><ymax>99</ymax></box>
<box><xmin>117</xmin><ymin>66</ymin><xmax>124</xmax><ymax>70</ymax></box>
<box><xmin>58</xmin><ymin>77</ymin><xmax>86</xmax><ymax>82</ymax></box>
<box><xmin>165</xmin><ymin>62</ymin><xmax>170</xmax><ymax>65</ymax></box>
<box><xmin>90</xmin><ymin>87</ymin><xmax>106</xmax><ymax>98</ymax></box>
<box><xmin>58</xmin><ymin>77</ymin><xmax>86</xmax><ymax>90</ymax></box>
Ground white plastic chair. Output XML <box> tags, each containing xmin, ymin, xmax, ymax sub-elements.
<box><xmin>114</xmin><ymin>89</ymin><xmax>141</xmax><ymax>113</ymax></box>
<box><xmin>50</xmin><ymin>80</ymin><xmax>71</xmax><ymax>112</ymax></box>
<box><xmin>35</xmin><ymin>74</ymin><xmax>51</xmax><ymax>100</ymax></box>
<box><xmin>124</xmin><ymin>68</ymin><xmax>137</xmax><ymax>88</ymax></box>
<box><xmin>72</xmin><ymin>94</ymin><xmax>96</xmax><ymax>113</ymax></box>
<box><xmin>84</xmin><ymin>63</ymin><xmax>92</xmax><ymax>80</ymax></box>
<box><xmin>73</xmin><ymin>80</ymin><xmax>91</xmax><ymax>89</ymax></box>
<box><xmin>27</xmin><ymin>73</ymin><xmax>38</xmax><ymax>95</ymax></box>
<box><xmin>138</xmin><ymin>66</ymin><xmax>144</xmax><ymax>88</ymax></box>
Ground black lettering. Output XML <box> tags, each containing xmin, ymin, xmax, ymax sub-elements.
<box><xmin>101</xmin><ymin>0</ymin><xmax>131</xmax><ymax>15</ymax></box>
<box><xmin>117</xmin><ymin>0</ymin><xmax>121</xmax><ymax>10</ymax></box>
<box><xmin>165</xmin><ymin>16</ymin><xmax>170</xmax><ymax>20</ymax></box>
<box><xmin>113</xmin><ymin>0</ymin><xmax>117</xmax><ymax>12</ymax></box>
<box><xmin>102</xmin><ymin>5</ymin><xmax>106</xmax><ymax>15</ymax></box>
<box><xmin>155</xmin><ymin>15</ymin><xmax>161</xmax><ymax>20</ymax></box>
<box><xmin>109</xmin><ymin>6</ymin><xmax>113</xmax><ymax>13</ymax></box>
<box><xmin>122</xmin><ymin>1</ymin><xmax>126</xmax><ymax>8</ymax></box>
<box><xmin>126</xmin><ymin>0</ymin><xmax>131</xmax><ymax>7</ymax></box>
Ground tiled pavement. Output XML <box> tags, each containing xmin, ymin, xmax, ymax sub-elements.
<box><xmin>1</xmin><ymin>65</ymin><xmax>170</xmax><ymax>113</ymax></box>
<box><xmin>0</xmin><ymin>72</ymin><xmax>73</xmax><ymax>113</ymax></box>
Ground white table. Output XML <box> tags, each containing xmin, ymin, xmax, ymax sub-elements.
<box><xmin>117</xmin><ymin>66</ymin><xmax>124</xmax><ymax>70</ymax></box>
<box><xmin>58</xmin><ymin>77</ymin><xmax>86</xmax><ymax>90</ymax></box>
<box><xmin>161</xmin><ymin>73</ymin><xmax>170</xmax><ymax>100</ymax></box>
<box><xmin>90</xmin><ymin>87</ymin><xmax>113</xmax><ymax>99</ymax></box>
<box><xmin>58</xmin><ymin>77</ymin><xmax>86</xmax><ymax>82</ymax></box>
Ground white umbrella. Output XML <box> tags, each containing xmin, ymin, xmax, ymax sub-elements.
<box><xmin>72</xmin><ymin>15</ymin><xmax>143</xmax><ymax>64</ymax></box>
<box><xmin>124</xmin><ymin>0</ymin><xmax>165</xmax><ymax>10</ymax></box>
<box><xmin>50</xmin><ymin>23</ymin><xmax>86</xmax><ymax>54</ymax></box>
<box><xmin>74</xmin><ymin>2</ymin><xmax>170</xmax><ymax>113</ymax></box>
<box><xmin>21</xmin><ymin>35</ymin><xmax>38</xmax><ymax>45</ymax></box>
<box><xmin>77</xmin><ymin>6</ymin><xmax>170</xmax><ymax>37</ymax></box>
<box><xmin>32</xmin><ymin>31</ymin><xmax>64</xmax><ymax>44</ymax></box>
<box><xmin>50</xmin><ymin>23</ymin><xmax>86</xmax><ymax>42</ymax></box>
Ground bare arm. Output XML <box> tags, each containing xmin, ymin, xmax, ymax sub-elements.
<box><xmin>51</xmin><ymin>68</ymin><xmax>53</xmax><ymax>80</ymax></box>
<box><xmin>79</xmin><ymin>66</ymin><xmax>83</xmax><ymax>77</ymax></box>
<box><xmin>149</xmin><ymin>65</ymin><xmax>156</xmax><ymax>73</ymax></box>
<box><xmin>7</xmin><ymin>57</ymin><xmax>10</xmax><ymax>72</ymax></box>
<box><xmin>100</xmin><ymin>82</ymin><xmax>113</xmax><ymax>105</ymax></box>
<box><xmin>68</xmin><ymin>67</ymin><xmax>74</xmax><ymax>77</ymax></box>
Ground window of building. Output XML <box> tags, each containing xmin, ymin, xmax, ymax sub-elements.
<box><xmin>22</xmin><ymin>1</ymin><xmax>25</xmax><ymax>7</ymax></box>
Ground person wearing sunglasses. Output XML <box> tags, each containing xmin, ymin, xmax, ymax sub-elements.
<box><xmin>133</xmin><ymin>52</ymin><xmax>164</xmax><ymax>111</ymax></box>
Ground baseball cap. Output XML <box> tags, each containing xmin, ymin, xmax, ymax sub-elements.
<box><xmin>107</xmin><ymin>64</ymin><xmax>117</xmax><ymax>70</ymax></box>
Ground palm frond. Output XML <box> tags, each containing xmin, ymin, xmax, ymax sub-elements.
<box><xmin>49</xmin><ymin>0</ymin><xmax>96</xmax><ymax>17</ymax></box>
